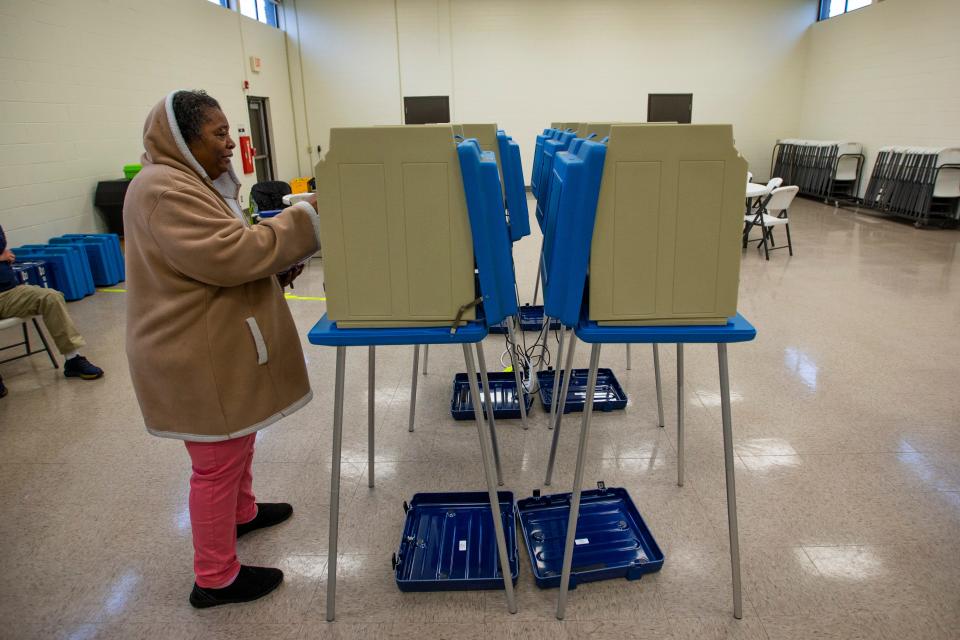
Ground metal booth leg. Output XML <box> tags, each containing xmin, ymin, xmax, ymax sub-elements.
<box><xmin>547</xmin><ymin>326</ymin><xmax>566</xmax><ymax>431</ymax></box>
<box><xmin>544</xmin><ymin>331</ymin><xmax>577</xmax><ymax>486</ymax></box>
<box><xmin>475</xmin><ymin>343</ymin><xmax>504</xmax><ymax>486</ymax></box>
<box><xmin>556</xmin><ymin>343</ymin><xmax>602</xmax><ymax>620</ymax></box>
<box><xmin>422</xmin><ymin>344</ymin><xmax>429</xmax><ymax>375</ymax></box>
<box><xmin>626</xmin><ymin>343</ymin><xmax>632</xmax><ymax>370</ymax></box>
<box><xmin>532</xmin><ymin>245</ymin><xmax>543</xmax><ymax>305</ymax></box>
<box><xmin>538</xmin><ymin>315</ymin><xmax>549</xmax><ymax>373</ymax></box>
<box><xmin>718</xmin><ymin>343</ymin><xmax>743</xmax><ymax>619</ymax></box>
<box><xmin>368</xmin><ymin>346</ymin><xmax>375</xmax><ymax>489</ymax></box>
<box><xmin>462</xmin><ymin>344</ymin><xmax>518</xmax><ymax>614</ymax></box>
<box><xmin>409</xmin><ymin>345</ymin><xmax>419</xmax><ymax>432</ymax></box>
<box><xmin>676</xmin><ymin>344</ymin><xmax>685</xmax><ymax>487</ymax></box>
<box><xmin>653</xmin><ymin>344</ymin><xmax>664</xmax><ymax>427</ymax></box>
<box><xmin>326</xmin><ymin>346</ymin><xmax>347</xmax><ymax>622</ymax></box>
<box><xmin>506</xmin><ymin>316</ymin><xmax>529</xmax><ymax>430</ymax></box>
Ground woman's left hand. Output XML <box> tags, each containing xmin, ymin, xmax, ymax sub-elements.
<box><xmin>276</xmin><ymin>264</ymin><xmax>305</xmax><ymax>288</ymax></box>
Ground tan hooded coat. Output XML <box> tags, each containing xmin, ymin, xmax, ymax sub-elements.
<box><xmin>123</xmin><ymin>92</ymin><xmax>320</xmax><ymax>441</ymax></box>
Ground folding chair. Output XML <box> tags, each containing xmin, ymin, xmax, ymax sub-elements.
<box><xmin>0</xmin><ymin>317</ymin><xmax>59</xmax><ymax>369</ymax></box>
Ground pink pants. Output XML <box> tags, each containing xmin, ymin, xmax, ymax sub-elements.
<box><xmin>184</xmin><ymin>433</ymin><xmax>259</xmax><ymax>588</ymax></box>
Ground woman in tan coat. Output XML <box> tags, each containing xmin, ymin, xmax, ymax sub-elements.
<box><xmin>124</xmin><ymin>90</ymin><xmax>320</xmax><ymax>608</ymax></box>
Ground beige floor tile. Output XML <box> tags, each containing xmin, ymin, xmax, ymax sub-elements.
<box><xmin>3</xmin><ymin>196</ymin><xmax>960</xmax><ymax>637</ymax></box>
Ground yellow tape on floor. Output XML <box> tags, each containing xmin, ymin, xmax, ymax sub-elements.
<box><xmin>97</xmin><ymin>288</ymin><xmax>325</xmax><ymax>302</ymax></box>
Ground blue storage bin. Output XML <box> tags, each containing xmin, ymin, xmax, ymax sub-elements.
<box><xmin>20</xmin><ymin>260</ymin><xmax>51</xmax><ymax>287</ymax></box>
<box><xmin>13</xmin><ymin>246</ymin><xmax>92</xmax><ymax>300</ymax></box>
<box><xmin>50</xmin><ymin>237</ymin><xmax>118</xmax><ymax>286</ymax></box>
<box><xmin>11</xmin><ymin>264</ymin><xmax>32</xmax><ymax>286</ymax></box>
<box><xmin>394</xmin><ymin>491</ymin><xmax>519</xmax><ymax>591</ymax></box>
<box><xmin>62</xmin><ymin>233</ymin><xmax>124</xmax><ymax>282</ymax></box>
<box><xmin>535</xmin><ymin>367</ymin><xmax>627</xmax><ymax>413</ymax></box>
<box><xmin>450</xmin><ymin>371</ymin><xmax>533</xmax><ymax>421</ymax></box>
<box><xmin>516</xmin><ymin>484</ymin><xmax>664</xmax><ymax>589</ymax></box>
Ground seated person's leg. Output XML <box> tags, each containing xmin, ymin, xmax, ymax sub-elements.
<box><xmin>0</xmin><ymin>284</ymin><xmax>103</xmax><ymax>380</ymax></box>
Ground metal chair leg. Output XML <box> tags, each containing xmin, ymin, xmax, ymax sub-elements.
<box><xmin>677</xmin><ymin>344</ymin><xmax>685</xmax><ymax>487</ymax></box>
<box><xmin>626</xmin><ymin>343</ymin><xmax>631</xmax><ymax>370</ymax></box>
<box><xmin>718</xmin><ymin>344</ymin><xmax>743</xmax><ymax>619</ymax></box>
<box><xmin>32</xmin><ymin>318</ymin><xmax>58</xmax><ymax>369</ymax></box>
<box><xmin>21</xmin><ymin>322</ymin><xmax>31</xmax><ymax>354</ymax></box>
<box><xmin>409</xmin><ymin>345</ymin><xmax>419</xmax><ymax>432</ymax></box>
<box><xmin>475</xmin><ymin>344</ymin><xmax>504</xmax><ymax>486</ymax></box>
<box><xmin>422</xmin><ymin>344</ymin><xmax>429</xmax><ymax>375</ymax></box>
<box><xmin>325</xmin><ymin>346</ymin><xmax>347</xmax><ymax>622</ymax></box>
<box><xmin>462</xmin><ymin>344</ymin><xmax>518</xmax><ymax>614</ymax></box>
<box><xmin>548</xmin><ymin>326</ymin><xmax>566</xmax><ymax>431</ymax></box>
<box><xmin>506</xmin><ymin>317</ymin><xmax>529</xmax><ymax>430</ymax></box>
<box><xmin>556</xmin><ymin>343</ymin><xmax>602</xmax><ymax>620</ymax></box>
<box><xmin>785</xmin><ymin>223</ymin><xmax>794</xmax><ymax>256</ymax></box>
<box><xmin>653</xmin><ymin>344</ymin><xmax>664</xmax><ymax>427</ymax></box>
<box><xmin>368</xmin><ymin>346</ymin><xmax>375</xmax><ymax>489</ymax></box>
<box><xmin>544</xmin><ymin>332</ymin><xmax>577</xmax><ymax>486</ymax></box>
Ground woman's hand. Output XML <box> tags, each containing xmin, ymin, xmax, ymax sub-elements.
<box><xmin>276</xmin><ymin>263</ymin><xmax>305</xmax><ymax>289</ymax></box>
<box><xmin>0</xmin><ymin>249</ymin><xmax>14</xmax><ymax>263</ymax></box>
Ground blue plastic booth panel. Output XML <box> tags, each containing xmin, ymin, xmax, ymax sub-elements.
<box><xmin>450</xmin><ymin>371</ymin><xmax>534</xmax><ymax>421</ymax></box>
<box><xmin>496</xmin><ymin>131</ymin><xmax>530</xmax><ymax>242</ymax></box>
<box><xmin>457</xmin><ymin>140</ymin><xmax>519</xmax><ymax>327</ymax></box>
<box><xmin>535</xmin><ymin>367</ymin><xmax>627</xmax><ymax>413</ymax></box>
<box><xmin>516</xmin><ymin>485</ymin><xmax>664</xmax><ymax>589</ymax></box>
<box><xmin>394</xmin><ymin>491</ymin><xmax>519</xmax><ymax>591</ymax></box>
<box><xmin>541</xmin><ymin>140</ymin><xmax>606</xmax><ymax>328</ymax></box>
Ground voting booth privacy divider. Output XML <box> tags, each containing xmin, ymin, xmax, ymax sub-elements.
<box><xmin>315</xmin><ymin>125</ymin><xmax>476</xmax><ymax>328</ymax></box>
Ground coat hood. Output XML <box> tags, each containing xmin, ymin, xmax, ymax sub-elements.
<box><xmin>141</xmin><ymin>90</ymin><xmax>241</xmax><ymax>199</ymax></box>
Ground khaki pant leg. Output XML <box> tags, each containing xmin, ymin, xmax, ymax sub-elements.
<box><xmin>0</xmin><ymin>285</ymin><xmax>86</xmax><ymax>354</ymax></box>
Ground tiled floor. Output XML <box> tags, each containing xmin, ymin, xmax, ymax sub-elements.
<box><xmin>1</xmin><ymin>197</ymin><xmax>959</xmax><ymax>639</ymax></box>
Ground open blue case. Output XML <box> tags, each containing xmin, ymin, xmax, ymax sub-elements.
<box><xmin>516</xmin><ymin>484</ymin><xmax>664</xmax><ymax>589</ymax></box>
<box><xmin>393</xmin><ymin>492</ymin><xmax>519</xmax><ymax>592</ymax></box>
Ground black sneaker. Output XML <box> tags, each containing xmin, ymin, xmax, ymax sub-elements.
<box><xmin>63</xmin><ymin>355</ymin><xmax>104</xmax><ymax>380</ymax></box>
<box><xmin>189</xmin><ymin>565</ymin><xmax>284</xmax><ymax>609</ymax></box>
<box><xmin>237</xmin><ymin>503</ymin><xmax>294</xmax><ymax>538</ymax></box>
<box><xmin>0</xmin><ymin>376</ymin><xmax>7</xmax><ymax>398</ymax></box>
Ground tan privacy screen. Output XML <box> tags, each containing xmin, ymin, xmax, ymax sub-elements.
<box><xmin>315</xmin><ymin>125</ymin><xmax>476</xmax><ymax>327</ymax></box>
<box><xmin>589</xmin><ymin>124</ymin><xmax>748</xmax><ymax>326</ymax></box>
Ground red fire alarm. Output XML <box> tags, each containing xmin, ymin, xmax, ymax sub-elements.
<box><xmin>242</xmin><ymin>80</ymin><xmax>249</xmax><ymax>90</ymax></box>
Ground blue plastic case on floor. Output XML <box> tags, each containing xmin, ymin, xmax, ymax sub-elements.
<box><xmin>516</xmin><ymin>484</ymin><xmax>664</xmax><ymax>589</ymax></box>
<box><xmin>535</xmin><ymin>368</ymin><xmax>627</xmax><ymax>413</ymax></box>
<box><xmin>450</xmin><ymin>372</ymin><xmax>533</xmax><ymax>420</ymax></box>
<box><xmin>393</xmin><ymin>492</ymin><xmax>519</xmax><ymax>591</ymax></box>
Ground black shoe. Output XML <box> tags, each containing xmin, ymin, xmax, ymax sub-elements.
<box><xmin>0</xmin><ymin>377</ymin><xmax>6</xmax><ymax>398</ymax></box>
<box><xmin>189</xmin><ymin>565</ymin><xmax>284</xmax><ymax>609</ymax></box>
<box><xmin>237</xmin><ymin>503</ymin><xmax>293</xmax><ymax>538</ymax></box>
<box><xmin>63</xmin><ymin>355</ymin><xmax>104</xmax><ymax>380</ymax></box>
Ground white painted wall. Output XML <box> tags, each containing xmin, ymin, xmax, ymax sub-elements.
<box><xmin>283</xmin><ymin>0</ymin><xmax>402</xmax><ymax>172</ymax></box>
<box><xmin>287</xmin><ymin>0</ymin><xmax>818</xmax><ymax>180</ymax></box>
<box><xmin>0</xmin><ymin>0</ymin><xmax>298</xmax><ymax>244</ymax></box>
<box><xmin>798</xmin><ymin>0</ymin><xmax>960</xmax><ymax>195</ymax></box>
